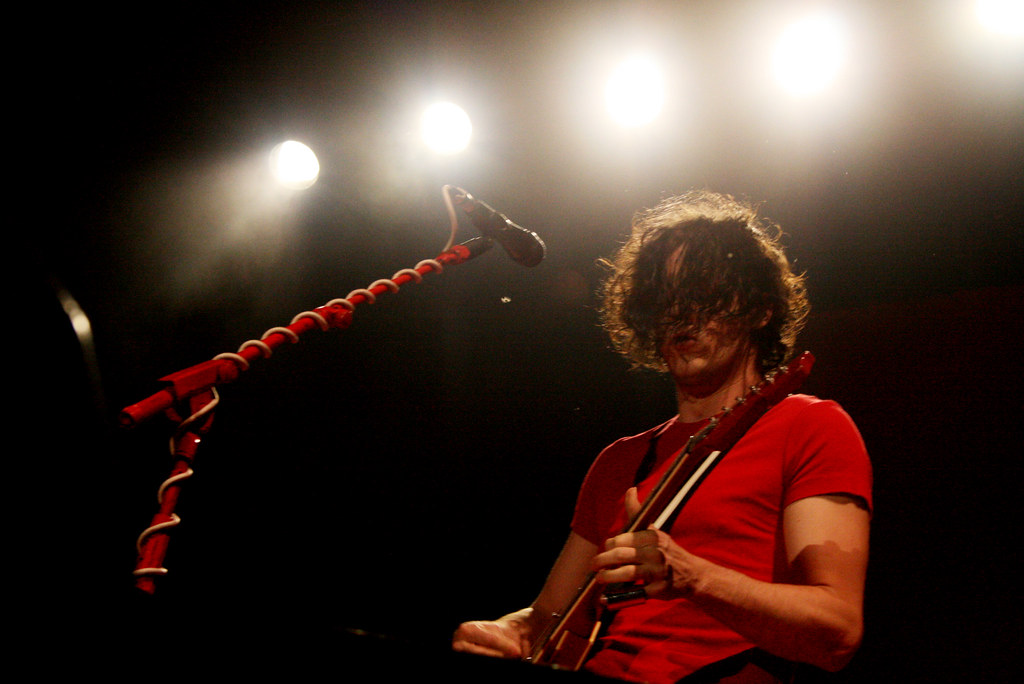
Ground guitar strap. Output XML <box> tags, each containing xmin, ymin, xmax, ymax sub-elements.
<box><xmin>634</xmin><ymin>418</ymin><xmax>704</xmax><ymax>485</ymax></box>
<box><xmin>676</xmin><ymin>648</ymin><xmax>796</xmax><ymax>684</ymax></box>
<box><xmin>633</xmin><ymin>425</ymin><xmax>666</xmax><ymax>485</ymax></box>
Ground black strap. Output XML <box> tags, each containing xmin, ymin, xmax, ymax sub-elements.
<box><xmin>634</xmin><ymin>431</ymin><xmax>662</xmax><ymax>485</ymax></box>
<box><xmin>677</xmin><ymin>648</ymin><xmax>796</xmax><ymax>684</ymax></box>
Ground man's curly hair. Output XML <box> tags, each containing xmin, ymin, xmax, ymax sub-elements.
<box><xmin>599</xmin><ymin>190</ymin><xmax>809</xmax><ymax>373</ymax></box>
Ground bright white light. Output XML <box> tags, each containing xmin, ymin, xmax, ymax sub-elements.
<box><xmin>269</xmin><ymin>140</ymin><xmax>320</xmax><ymax>190</ymax></box>
<box><xmin>975</xmin><ymin>0</ymin><xmax>1024</xmax><ymax>35</ymax></box>
<box><xmin>773</xmin><ymin>13</ymin><xmax>846</xmax><ymax>96</ymax></box>
<box><xmin>421</xmin><ymin>101</ymin><xmax>473</xmax><ymax>154</ymax></box>
<box><xmin>605</xmin><ymin>55</ymin><xmax>665</xmax><ymax>127</ymax></box>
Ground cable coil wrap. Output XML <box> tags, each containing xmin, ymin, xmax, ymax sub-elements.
<box><xmin>128</xmin><ymin>238</ymin><xmax>477</xmax><ymax>592</ymax></box>
<box><xmin>200</xmin><ymin>260</ymin><xmax>444</xmax><ymax>379</ymax></box>
<box><xmin>133</xmin><ymin>388</ymin><xmax>220</xmax><ymax>579</ymax></box>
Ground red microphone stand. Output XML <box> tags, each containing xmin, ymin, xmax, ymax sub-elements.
<box><xmin>123</xmin><ymin>235</ymin><xmax>494</xmax><ymax>594</ymax></box>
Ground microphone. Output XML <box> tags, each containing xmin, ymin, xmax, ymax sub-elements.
<box><xmin>449</xmin><ymin>187</ymin><xmax>546</xmax><ymax>267</ymax></box>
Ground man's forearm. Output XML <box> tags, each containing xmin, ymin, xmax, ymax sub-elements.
<box><xmin>680</xmin><ymin>554</ymin><xmax>863</xmax><ymax>671</ymax></box>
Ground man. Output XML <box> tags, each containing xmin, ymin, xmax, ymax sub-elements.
<box><xmin>452</xmin><ymin>191</ymin><xmax>872</xmax><ymax>683</ymax></box>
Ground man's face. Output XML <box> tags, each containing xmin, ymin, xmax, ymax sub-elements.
<box><xmin>655</xmin><ymin>243</ymin><xmax>759</xmax><ymax>393</ymax></box>
<box><xmin>658</xmin><ymin>313</ymin><xmax>755</xmax><ymax>395</ymax></box>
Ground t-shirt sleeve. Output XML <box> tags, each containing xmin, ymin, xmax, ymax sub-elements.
<box><xmin>572</xmin><ymin>467</ymin><xmax>603</xmax><ymax>546</ymax></box>
<box><xmin>571</xmin><ymin>435</ymin><xmax>647</xmax><ymax>546</ymax></box>
<box><xmin>572</xmin><ymin>445</ymin><xmax>625</xmax><ymax>546</ymax></box>
<box><xmin>782</xmin><ymin>399</ymin><xmax>873</xmax><ymax>512</ymax></box>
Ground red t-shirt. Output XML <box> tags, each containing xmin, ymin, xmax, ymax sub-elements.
<box><xmin>571</xmin><ymin>395</ymin><xmax>872</xmax><ymax>684</ymax></box>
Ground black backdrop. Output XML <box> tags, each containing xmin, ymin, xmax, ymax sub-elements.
<box><xmin>24</xmin><ymin>2</ymin><xmax>1022</xmax><ymax>680</ymax></box>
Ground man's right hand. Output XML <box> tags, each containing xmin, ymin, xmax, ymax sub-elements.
<box><xmin>451</xmin><ymin>533</ymin><xmax>599</xmax><ymax>662</ymax></box>
<box><xmin>452</xmin><ymin>615</ymin><xmax>530</xmax><ymax>659</ymax></box>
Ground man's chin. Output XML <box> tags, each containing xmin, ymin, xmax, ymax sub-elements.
<box><xmin>665</xmin><ymin>356</ymin><xmax>710</xmax><ymax>380</ymax></box>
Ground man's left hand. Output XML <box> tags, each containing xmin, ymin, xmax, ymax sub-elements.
<box><xmin>591</xmin><ymin>486</ymin><xmax>704</xmax><ymax>599</ymax></box>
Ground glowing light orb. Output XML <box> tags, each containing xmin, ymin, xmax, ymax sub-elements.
<box><xmin>772</xmin><ymin>13</ymin><xmax>846</xmax><ymax>96</ymax></box>
<box><xmin>269</xmin><ymin>140</ymin><xmax>320</xmax><ymax>190</ymax></box>
<box><xmin>605</xmin><ymin>55</ymin><xmax>665</xmax><ymax>127</ymax></box>
<box><xmin>421</xmin><ymin>101</ymin><xmax>473</xmax><ymax>154</ymax></box>
<box><xmin>975</xmin><ymin>0</ymin><xmax>1024</xmax><ymax>36</ymax></box>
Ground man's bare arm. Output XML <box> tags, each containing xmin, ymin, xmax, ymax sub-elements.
<box><xmin>595</xmin><ymin>491</ymin><xmax>870</xmax><ymax>671</ymax></box>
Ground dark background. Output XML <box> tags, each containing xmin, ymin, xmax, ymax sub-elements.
<box><xmin>25</xmin><ymin>1</ymin><xmax>1021</xmax><ymax>680</ymax></box>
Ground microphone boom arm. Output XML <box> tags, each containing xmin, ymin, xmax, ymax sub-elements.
<box><xmin>123</xmin><ymin>235</ymin><xmax>493</xmax><ymax>593</ymax></box>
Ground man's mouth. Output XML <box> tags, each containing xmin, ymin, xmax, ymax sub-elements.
<box><xmin>670</xmin><ymin>333</ymin><xmax>696</xmax><ymax>346</ymax></box>
<box><xmin>663</xmin><ymin>334</ymin><xmax>699</xmax><ymax>357</ymax></box>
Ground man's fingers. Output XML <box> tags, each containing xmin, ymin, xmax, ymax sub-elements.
<box><xmin>452</xmin><ymin>622</ymin><xmax>522</xmax><ymax>659</ymax></box>
<box><xmin>597</xmin><ymin>545</ymin><xmax>640</xmax><ymax>565</ymax></box>
<box><xmin>604</xmin><ymin>528</ymin><xmax>659</xmax><ymax>550</ymax></box>
<box><xmin>596</xmin><ymin>552</ymin><xmax>669</xmax><ymax>583</ymax></box>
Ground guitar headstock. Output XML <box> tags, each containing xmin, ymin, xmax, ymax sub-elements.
<box><xmin>700</xmin><ymin>351</ymin><xmax>815</xmax><ymax>451</ymax></box>
<box><xmin>762</xmin><ymin>350</ymin><xmax>815</xmax><ymax>396</ymax></box>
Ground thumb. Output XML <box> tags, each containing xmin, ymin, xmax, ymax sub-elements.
<box><xmin>625</xmin><ymin>486</ymin><xmax>642</xmax><ymax>521</ymax></box>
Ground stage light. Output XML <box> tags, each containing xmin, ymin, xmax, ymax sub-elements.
<box><xmin>421</xmin><ymin>101</ymin><xmax>473</xmax><ymax>154</ymax></box>
<box><xmin>772</xmin><ymin>12</ymin><xmax>846</xmax><ymax>96</ymax></box>
<box><xmin>269</xmin><ymin>140</ymin><xmax>320</xmax><ymax>190</ymax></box>
<box><xmin>975</xmin><ymin>0</ymin><xmax>1024</xmax><ymax>36</ymax></box>
<box><xmin>604</xmin><ymin>55</ymin><xmax>665</xmax><ymax>127</ymax></box>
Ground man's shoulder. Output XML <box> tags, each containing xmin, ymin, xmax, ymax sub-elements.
<box><xmin>772</xmin><ymin>393</ymin><xmax>846</xmax><ymax>417</ymax></box>
<box><xmin>607</xmin><ymin>415</ymin><xmax>678</xmax><ymax>448</ymax></box>
<box><xmin>754</xmin><ymin>394</ymin><xmax>861</xmax><ymax>441</ymax></box>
